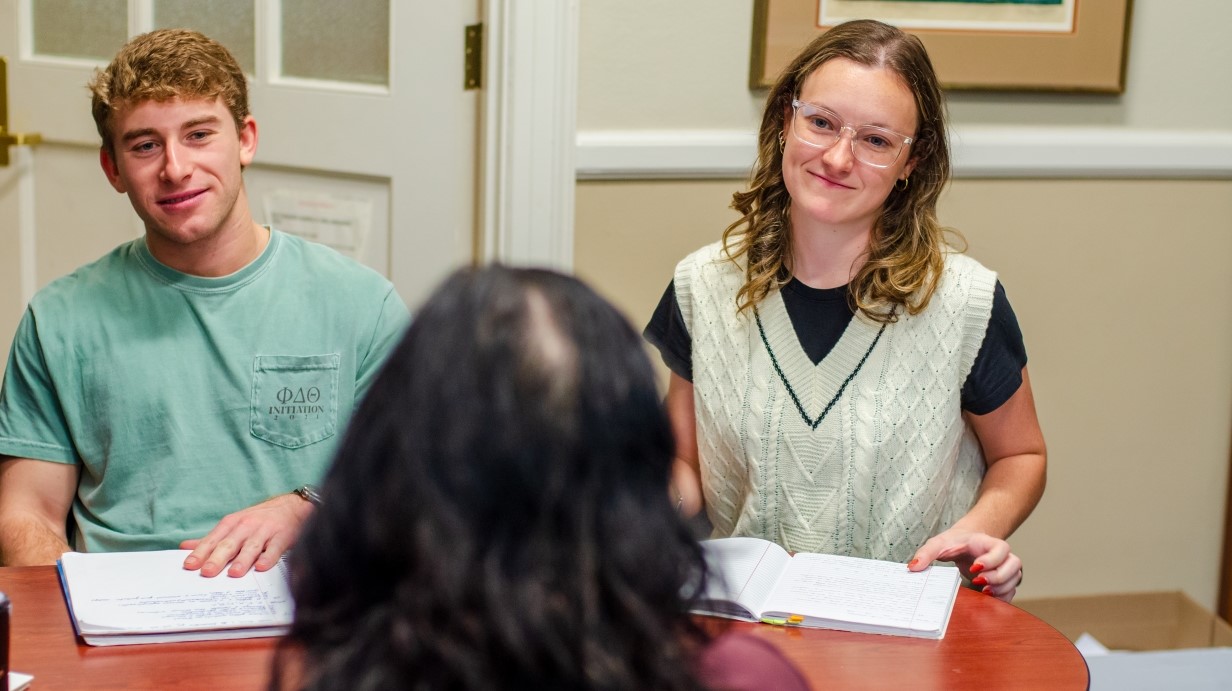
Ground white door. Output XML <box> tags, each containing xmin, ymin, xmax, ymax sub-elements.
<box><xmin>0</xmin><ymin>0</ymin><xmax>481</xmax><ymax>363</ymax></box>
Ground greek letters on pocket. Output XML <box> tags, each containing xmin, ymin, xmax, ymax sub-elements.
<box><xmin>250</xmin><ymin>354</ymin><xmax>340</xmax><ymax>449</ymax></box>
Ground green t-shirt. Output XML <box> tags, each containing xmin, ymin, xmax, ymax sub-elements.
<box><xmin>0</xmin><ymin>230</ymin><xmax>409</xmax><ymax>552</ymax></box>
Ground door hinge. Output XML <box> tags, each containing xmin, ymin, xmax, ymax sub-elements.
<box><xmin>464</xmin><ymin>23</ymin><xmax>483</xmax><ymax>90</ymax></box>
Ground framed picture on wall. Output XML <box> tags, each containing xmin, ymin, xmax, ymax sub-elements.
<box><xmin>750</xmin><ymin>0</ymin><xmax>1133</xmax><ymax>92</ymax></box>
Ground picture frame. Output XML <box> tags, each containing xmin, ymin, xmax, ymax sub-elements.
<box><xmin>750</xmin><ymin>0</ymin><xmax>1133</xmax><ymax>93</ymax></box>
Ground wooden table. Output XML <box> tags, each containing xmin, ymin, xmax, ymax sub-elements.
<box><xmin>725</xmin><ymin>586</ymin><xmax>1090</xmax><ymax>689</ymax></box>
<box><xmin>2</xmin><ymin>565</ymin><xmax>1087</xmax><ymax>689</ymax></box>
<box><xmin>4</xmin><ymin>566</ymin><xmax>276</xmax><ymax>690</ymax></box>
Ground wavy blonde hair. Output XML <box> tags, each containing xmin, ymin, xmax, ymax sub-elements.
<box><xmin>722</xmin><ymin>19</ymin><xmax>960</xmax><ymax>323</ymax></box>
<box><xmin>88</xmin><ymin>29</ymin><xmax>249</xmax><ymax>158</ymax></box>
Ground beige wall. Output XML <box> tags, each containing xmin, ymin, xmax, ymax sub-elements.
<box><xmin>575</xmin><ymin>0</ymin><xmax>1232</xmax><ymax>608</ymax></box>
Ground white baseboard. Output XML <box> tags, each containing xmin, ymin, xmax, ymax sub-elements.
<box><xmin>576</xmin><ymin>127</ymin><xmax>1232</xmax><ymax>180</ymax></box>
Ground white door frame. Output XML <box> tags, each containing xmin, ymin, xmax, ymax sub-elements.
<box><xmin>480</xmin><ymin>0</ymin><xmax>578</xmax><ymax>272</ymax></box>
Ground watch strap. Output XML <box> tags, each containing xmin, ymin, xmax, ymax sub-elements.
<box><xmin>292</xmin><ymin>485</ymin><xmax>323</xmax><ymax>506</ymax></box>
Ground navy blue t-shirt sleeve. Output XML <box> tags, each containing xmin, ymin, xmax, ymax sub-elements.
<box><xmin>646</xmin><ymin>278</ymin><xmax>1026</xmax><ymax>412</ymax></box>
<box><xmin>643</xmin><ymin>281</ymin><xmax>694</xmax><ymax>381</ymax></box>
<box><xmin>961</xmin><ymin>280</ymin><xmax>1028</xmax><ymax>415</ymax></box>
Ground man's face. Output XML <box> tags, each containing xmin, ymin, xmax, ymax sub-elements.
<box><xmin>100</xmin><ymin>96</ymin><xmax>256</xmax><ymax>253</ymax></box>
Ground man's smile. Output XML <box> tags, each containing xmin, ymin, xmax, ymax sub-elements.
<box><xmin>157</xmin><ymin>188</ymin><xmax>206</xmax><ymax>206</ymax></box>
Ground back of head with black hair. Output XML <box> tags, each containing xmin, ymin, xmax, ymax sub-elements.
<box><xmin>272</xmin><ymin>266</ymin><xmax>711</xmax><ymax>690</ymax></box>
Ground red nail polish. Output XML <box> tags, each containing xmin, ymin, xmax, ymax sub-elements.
<box><xmin>982</xmin><ymin>586</ymin><xmax>993</xmax><ymax>595</ymax></box>
<box><xmin>972</xmin><ymin>575</ymin><xmax>987</xmax><ymax>586</ymax></box>
<box><xmin>970</xmin><ymin>563</ymin><xmax>985</xmax><ymax>574</ymax></box>
<box><xmin>907</xmin><ymin>559</ymin><xmax>919</xmax><ymax>569</ymax></box>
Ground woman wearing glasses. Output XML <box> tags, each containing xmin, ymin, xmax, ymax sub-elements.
<box><xmin>645</xmin><ymin>19</ymin><xmax>1045</xmax><ymax>602</ymax></box>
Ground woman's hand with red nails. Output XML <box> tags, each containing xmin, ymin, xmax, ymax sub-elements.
<box><xmin>906</xmin><ymin>528</ymin><xmax>1023</xmax><ymax>603</ymax></box>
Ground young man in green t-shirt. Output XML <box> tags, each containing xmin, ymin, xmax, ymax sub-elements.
<box><xmin>0</xmin><ymin>29</ymin><xmax>408</xmax><ymax>577</ymax></box>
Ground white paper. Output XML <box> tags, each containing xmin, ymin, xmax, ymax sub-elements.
<box><xmin>263</xmin><ymin>190</ymin><xmax>373</xmax><ymax>259</ymax></box>
<box><xmin>698</xmin><ymin>536</ymin><xmax>792</xmax><ymax>620</ymax></box>
<box><xmin>59</xmin><ymin>550</ymin><xmax>293</xmax><ymax>641</ymax></box>
<box><xmin>1087</xmin><ymin>648</ymin><xmax>1232</xmax><ymax>691</ymax></box>
<box><xmin>1076</xmin><ymin>632</ymin><xmax>1111</xmax><ymax>657</ymax></box>
<box><xmin>763</xmin><ymin>552</ymin><xmax>959</xmax><ymax>635</ymax></box>
<box><xmin>8</xmin><ymin>672</ymin><xmax>33</xmax><ymax>691</ymax></box>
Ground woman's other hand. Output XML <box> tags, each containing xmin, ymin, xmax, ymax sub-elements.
<box><xmin>908</xmin><ymin>529</ymin><xmax>1023</xmax><ymax>602</ymax></box>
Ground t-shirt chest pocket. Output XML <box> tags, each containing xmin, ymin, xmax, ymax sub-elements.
<box><xmin>250</xmin><ymin>354</ymin><xmax>340</xmax><ymax>448</ymax></box>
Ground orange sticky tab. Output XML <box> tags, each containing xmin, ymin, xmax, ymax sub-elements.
<box><xmin>787</xmin><ymin>614</ymin><xmax>804</xmax><ymax>624</ymax></box>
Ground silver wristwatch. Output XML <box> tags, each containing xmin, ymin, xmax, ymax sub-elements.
<box><xmin>291</xmin><ymin>484</ymin><xmax>323</xmax><ymax>506</ymax></box>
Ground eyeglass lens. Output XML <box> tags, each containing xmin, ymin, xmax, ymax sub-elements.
<box><xmin>793</xmin><ymin>102</ymin><xmax>907</xmax><ymax>168</ymax></box>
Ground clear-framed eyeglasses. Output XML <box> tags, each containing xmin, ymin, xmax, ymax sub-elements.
<box><xmin>789</xmin><ymin>99</ymin><xmax>914</xmax><ymax>168</ymax></box>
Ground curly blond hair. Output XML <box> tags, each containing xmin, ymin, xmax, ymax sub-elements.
<box><xmin>723</xmin><ymin>19</ymin><xmax>960</xmax><ymax>323</ymax></box>
<box><xmin>89</xmin><ymin>29</ymin><xmax>249</xmax><ymax>156</ymax></box>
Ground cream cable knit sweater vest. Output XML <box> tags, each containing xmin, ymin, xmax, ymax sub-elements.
<box><xmin>675</xmin><ymin>242</ymin><xmax>995</xmax><ymax>562</ymax></box>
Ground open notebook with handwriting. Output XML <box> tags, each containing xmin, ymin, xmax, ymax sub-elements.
<box><xmin>57</xmin><ymin>549</ymin><xmax>293</xmax><ymax>646</ymax></box>
<box><xmin>693</xmin><ymin>537</ymin><xmax>961</xmax><ymax>639</ymax></box>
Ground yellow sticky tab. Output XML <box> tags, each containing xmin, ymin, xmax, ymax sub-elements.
<box><xmin>760</xmin><ymin>616</ymin><xmax>788</xmax><ymax>626</ymax></box>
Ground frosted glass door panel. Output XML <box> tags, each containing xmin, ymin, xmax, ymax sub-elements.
<box><xmin>281</xmin><ymin>0</ymin><xmax>389</xmax><ymax>85</ymax></box>
<box><xmin>154</xmin><ymin>0</ymin><xmax>256</xmax><ymax>74</ymax></box>
<box><xmin>32</xmin><ymin>0</ymin><xmax>126</xmax><ymax>60</ymax></box>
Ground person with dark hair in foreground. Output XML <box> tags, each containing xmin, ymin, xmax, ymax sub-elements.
<box><xmin>271</xmin><ymin>266</ymin><xmax>808</xmax><ymax>690</ymax></box>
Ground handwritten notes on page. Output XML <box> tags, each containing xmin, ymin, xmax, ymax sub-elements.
<box><xmin>58</xmin><ymin>549</ymin><xmax>293</xmax><ymax>646</ymax></box>
<box><xmin>763</xmin><ymin>551</ymin><xmax>960</xmax><ymax>637</ymax></box>
<box><xmin>694</xmin><ymin>537</ymin><xmax>961</xmax><ymax>639</ymax></box>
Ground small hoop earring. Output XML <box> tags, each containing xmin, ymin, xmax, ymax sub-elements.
<box><xmin>778</xmin><ymin>131</ymin><xmax>786</xmax><ymax>153</ymax></box>
<box><xmin>895</xmin><ymin>177</ymin><xmax>910</xmax><ymax>191</ymax></box>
